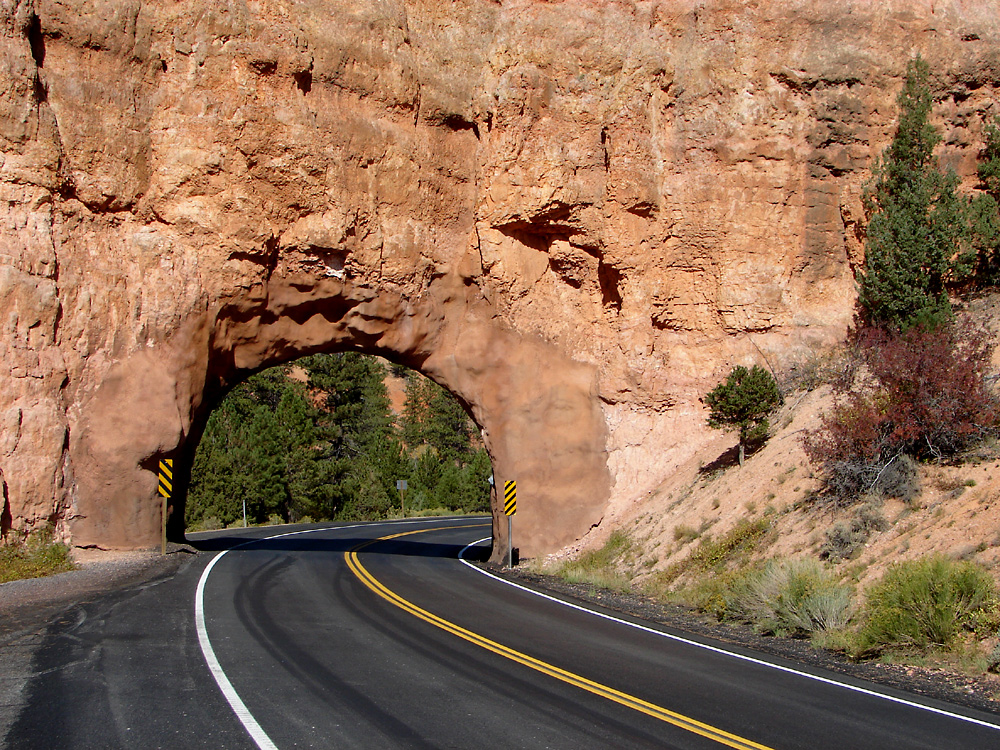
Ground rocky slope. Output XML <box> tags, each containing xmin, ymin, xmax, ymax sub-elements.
<box><xmin>556</xmin><ymin>293</ymin><xmax>1000</xmax><ymax>598</ymax></box>
<box><xmin>2</xmin><ymin>0</ymin><xmax>999</xmax><ymax>558</ymax></box>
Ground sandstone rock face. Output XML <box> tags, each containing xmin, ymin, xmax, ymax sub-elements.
<box><xmin>2</xmin><ymin>0</ymin><xmax>998</xmax><ymax>559</ymax></box>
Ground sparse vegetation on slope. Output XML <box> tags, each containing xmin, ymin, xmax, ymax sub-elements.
<box><xmin>551</xmin><ymin>530</ymin><xmax>633</xmax><ymax>592</ymax></box>
<box><xmin>0</xmin><ymin>527</ymin><xmax>76</xmax><ymax>584</ymax></box>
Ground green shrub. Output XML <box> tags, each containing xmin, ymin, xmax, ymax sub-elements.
<box><xmin>858</xmin><ymin>555</ymin><xmax>999</xmax><ymax>653</ymax></box>
<box><xmin>0</xmin><ymin>527</ymin><xmax>77</xmax><ymax>584</ymax></box>
<box><xmin>988</xmin><ymin>641</ymin><xmax>1000</xmax><ymax>673</ymax></box>
<box><xmin>410</xmin><ymin>506</ymin><xmax>466</xmax><ymax>517</ymax></box>
<box><xmin>686</xmin><ymin>568</ymin><xmax>750</xmax><ymax>619</ymax></box>
<box><xmin>193</xmin><ymin>515</ymin><xmax>224</xmax><ymax>531</ymax></box>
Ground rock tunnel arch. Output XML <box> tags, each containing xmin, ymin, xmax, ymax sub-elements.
<box><xmin>69</xmin><ymin>270</ymin><xmax>611</xmax><ymax>563</ymax></box>
<box><xmin>10</xmin><ymin>0</ymin><xmax>975</xmax><ymax>567</ymax></box>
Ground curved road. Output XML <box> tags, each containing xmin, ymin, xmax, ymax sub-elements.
<box><xmin>7</xmin><ymin>517</ymin><xmax>1000</xmax><ymax>748</ymax></box>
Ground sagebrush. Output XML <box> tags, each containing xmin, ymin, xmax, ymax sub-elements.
<box><xmin>858</xmin><ymin>555</ymin><xmax>999</xmax><ymax>654</ymax></box>
<box><xmin>716</xmin><ymin>558</ymin><xmax>854</xmax><ymax>637</ymax></box>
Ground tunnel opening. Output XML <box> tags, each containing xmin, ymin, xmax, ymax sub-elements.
<box><xmin>172</xmin><ymin>352</ymin><xmax>495</xmax><ymax>540</ymax></box>
<box><xmin>68</xmin><ymin>274</ymin><xmax>610</xmax><ymax>564</ymax></box>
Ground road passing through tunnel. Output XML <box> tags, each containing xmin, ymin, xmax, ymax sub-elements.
<box><xmin>8</xmin><ymin>517</ymin><xmax>1000</xmax><ymax>748</ymax></box>
<box><xmin>195</xmin><ymin>518</ymin><xmax>1000</xmax><ymax>749</ymax></box>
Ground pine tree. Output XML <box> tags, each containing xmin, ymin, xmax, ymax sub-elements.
<box><xmin>704</xmin><ymin>365</ymin><xmax>782</xmax><ymax>466</ymax></box>
<box><xmin>971</xmin><ymin>116</ymin><xmax>1000</xmax><ymax>286</ymax></box>
<box><xmin>303</xmin><ymin>353</ymin><xmax>394</xmax><ymax>459</ymax></box>
<box><xmin>401</xmin><ymin>372</ymin><xmax>431</xmax><ymax>448</ymax></box>
<box><xmin>858</xmin><ymin>56</ymin><xmax>972</xmax><ymax>331</ymax></box>
<box><xmin>425</xmin><ymin>383</ymin><xmax>472</xmax><ymax>461</ymax></box>
<box><xmin>457</xmin><ymin>448</ymin><xmax>492</xmax><ymax>512</ymax></box>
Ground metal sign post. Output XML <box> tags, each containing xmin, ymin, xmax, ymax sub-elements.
<box><xmin>396</xmin><ymin>479</ymin><xmax>408</xmax><ymax>517</ymax></box>
<box><xmin>503</xmin><ymin>480</ymin><xmax>517</xmax><ymax>568</ymax></box>
<box><xmin>157</xmin><ymin>458</ymin><xmax>173</xmax><ymax>555</ymax></box>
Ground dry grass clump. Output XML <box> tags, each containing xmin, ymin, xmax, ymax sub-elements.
<box><xmin>553</xmin><ymin>530</ymin><xmax>633</xmax><ymax>592</ymax></box>
<box><xmin>692</xmin><ymin>557</ymin><xmax>853</xmax><ymax>638</ymax></box>
<box><xmin>0</xmin><ymin>526</ymin><xmax>76</xmax><ymax>584</ymax></box>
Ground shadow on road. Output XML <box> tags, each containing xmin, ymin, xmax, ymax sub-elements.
<box><xmin>184</xmin><ymin>518</ymin><xmax>493</xmax><ymax>563</ymax></box>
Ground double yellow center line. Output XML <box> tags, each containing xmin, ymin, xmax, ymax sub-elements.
<box><xmin>345</xmin><ymin>526</ymin><xmax>773</xmax><ymax>750</ymax></box>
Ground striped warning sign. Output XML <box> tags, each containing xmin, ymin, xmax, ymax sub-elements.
<box><xmin>158</xmin><ymin>458</ymin><xmax>173</xmax><ymax>499</ymax></box>
<box><xmin>504</xmin><ymin>480</ymin><xmax>516</xmax><ymax>516</ymax></box>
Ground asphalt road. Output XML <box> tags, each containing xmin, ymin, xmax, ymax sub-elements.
<box><xmin>6</xmin><ymin>517</ymin><xmax>1000</xmax><ymax>749</ymax></box>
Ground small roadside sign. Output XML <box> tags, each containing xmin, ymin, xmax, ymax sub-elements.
<box><xmin>503</xmin><ymin>480</ymin><xmax>517</xmax><ymax>569</ymax></box>
<box><xmin>158</xmin><ymin>458</ymin><xmax>173</xmax><ymax>555</ymax></box>
<box><xmin>504</xmin><ymin>480</ymin><xmax>516</xmax><ymax>516</ymax></box>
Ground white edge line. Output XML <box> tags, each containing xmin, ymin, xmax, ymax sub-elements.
<box><xmin>196</xmin><ymin>549</ymin><xmax>279</xmax><ymax>750</ymax></box>
<box><xmin>458</xmin><ymin>536</ymin><xmax>1000</xmax><ymax>733</ymax></box>
<box><xmin>194</xmin><ymin>517</ymin><xmax>474</xmax><ymax>750</ymax></box>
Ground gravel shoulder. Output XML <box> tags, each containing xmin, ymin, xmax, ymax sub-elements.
<box><xmin>0</xmin><ymin>545</ymin><xmax>197</xmax><ymax>748</ymax></box>
<box><xmin>0</xmin><ymin>545</ymin><xmax>196</xmax><ymax>642</ymax></box>
<box><xmin>488</xmin><ymin>564</ymin><xmax>1000</xmax><ymax>719</ymax></box>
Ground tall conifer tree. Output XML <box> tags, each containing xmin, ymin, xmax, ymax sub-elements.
<box><xmin>859</xmin><ymin>56</ymin><xmax>972</xmax><ymax>331</ymax></box>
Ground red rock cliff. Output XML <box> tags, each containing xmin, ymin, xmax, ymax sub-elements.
<box><xmin>1</xmin><ymin>0</ymin><xmax>998</xmax><ymax>557</ymax></box>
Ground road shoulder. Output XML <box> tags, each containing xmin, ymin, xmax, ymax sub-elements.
<box><xmin>0</xmin><ymin>546</ymin><xmax>196</xmax><ymax>747</ymax></box>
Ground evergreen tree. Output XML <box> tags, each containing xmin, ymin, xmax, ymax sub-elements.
<box><xmin>971</xmin><ymin>116</ymin><xmax>1000</xmax><ymax>286</ymax></box>
<box><xmin>186</xmin><ymin>370</ymin><xmax>310</xmax><ymax>527</ymax></box>
<box><xmin>401</xmin><ymin>372</ymin><xmax>431</xmax><ymax>448</ymax></box>
<box><xmin>704</xmin><ymin>365</ymin><xmax>782</xmax><ymax>466</ymax></box>
<box><xmin>425</xmin><ymin>384</ymin><xmax>472</xmax><ymax>461</ymax></box>
<box><xmin>186</xmin><ymin>353</ymin><xmax>491</xmax><ymax>528</ymax></box>
<box><xmin>858</xmin><ymin>56</ymin><xmax>972</xmax><ymax>331</ymax></box>
<box><xmin>434</xmin><ymin>464</ymin><xmax>464</xmax><ymax>511</ymax></box>
<box><xmin>409</xmin><ymin>448</ymin><xmax>443</xmax><ymax>510</ymax></box>
<box><xmin>303</xmin><ymin>353</ymin><xmax>394</xmax><ymax>459</ymax></box>
<box><xmin>456</xmin><ymin>448</ymin><xmax>492</xmax><ymax>512</ymax></box>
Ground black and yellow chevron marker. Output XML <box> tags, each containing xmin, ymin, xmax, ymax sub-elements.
<box><xmin>158</xmin><ymin>457</ymin><xmax>174</xmax><ymax>555</ymax></box>
<box><xmin>504</xmin><ymin>480</ymin><xmax>516</xmax><ymax>516</ymax></box>
<box><xmin>158</xmin><ymin>458</ymin><xmax>173</xmax><ymax>500</ymax></box>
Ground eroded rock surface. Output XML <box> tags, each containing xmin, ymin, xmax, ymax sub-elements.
<box><xmin>2</xmin><ymin>0</ymin><xmax>998</xmax><ymax>559</ymax></box>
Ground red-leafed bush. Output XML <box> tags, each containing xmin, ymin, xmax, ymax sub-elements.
<box><xmin>803</xmin><ymin>323</ymin><xmax>998</xmax><ymax>503</ymax></box>
<box><xmin>862</xmin><ymin>326</ymin><xmax>997</xmax><ymax>457</ymax></box>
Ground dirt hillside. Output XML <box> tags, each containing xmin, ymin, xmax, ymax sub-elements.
<box><xmin>558</xmin><ymin>294</ymin><xmax>1000</xmax><ymax>594</ymax></box>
